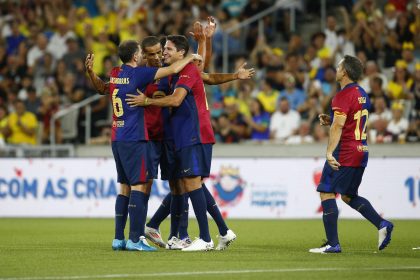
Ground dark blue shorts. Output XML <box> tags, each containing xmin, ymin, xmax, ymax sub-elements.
<box><xmin>111</xmin><ymin>141</ymin><xmax>148</xmax><ymax>185</ymax></box>
<box><xmin>317</xmin><ymin>161</ymin><xmax>365</xmax><ymax>196</ymax></box>
<box><xmin>175</xmin><ymin>144</ymin><xmax>213</xmax><ymax>179</ymax></box>
<box><xmin>147</xmin><ymin>141</ymin><xmax>163</xmax><ymax>179</ymax></box>
<box><xmin>160</xmin><ymin>140</ymin><xmax>176</xmax><ymax>180</ymax></box>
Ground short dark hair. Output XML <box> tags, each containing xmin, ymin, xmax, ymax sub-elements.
<box><xmin>118</xmin><ymin>40</ymin><xmax>140</xmax><ymax>63</ymax></box>
<box><xmin>372</xmin><ymin>76</ymin><xmax>383</xmax><ymax>87</ymax></box>
<box><xmin>342</xmin><ymin>55</ymin><xmax>364</xmax><ymax>82</ymax></box>
<box><xmin>141</xmin><ymin>36</ymin><xmax>161</xmax><ymax>51</ymax></box>
<box><xmin>166</xmin><ymin>35</ymin><xmax>189</xmax><ymax>57</ymax></box>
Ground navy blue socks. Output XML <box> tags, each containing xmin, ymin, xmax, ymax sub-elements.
<box><xmin>202</xmin><ymin>183</ymin><xmax>228</xmax><ymax>236</ymax></box>
<box><xmin>321</xmin><ymin>199</ymin><xmax>339</xmax><ymax>246</ymax></box>
<box><xmin>128</xmin><ymin>190</ymin><xmax>146</xmax><ymax>243</ymax></box>
<box><xmin>178</xmin><ymin>194</ymin><xmax>190</xmax><ymax>239</ymax></box>
<box><xmin>114</xmin><ymin>194</ymin><xmax>129</xmax><ymax>240</ymax></box>
<box><xmin>147</xmin><ymin>192</ymin><xmax>171</xmax><ymax>229</ymax></box>
<box><xmin>169</xmin><ymin>194</ymin><xmax>184</xmax><ymax>239</ymax></box>
<box><xmin>189</xmin><ymin>188</ymin><xmax>211</xmax><ymax>242</ymax></box>
<box><xmin>348</xmin><ymin>196</ymin><xmax>383</xmax><ymax>229</ymax></box>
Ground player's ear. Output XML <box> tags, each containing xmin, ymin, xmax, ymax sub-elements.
<box><xmin>179</xmin><ymin>49</ymin><xmax>185</xmax><ymax>57</ymax></box>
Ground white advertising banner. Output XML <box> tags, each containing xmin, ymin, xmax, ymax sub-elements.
<box><xmin>0</xmin><ymin>158</ymin><xmax>419</xmax><ymax>219</ymax></box>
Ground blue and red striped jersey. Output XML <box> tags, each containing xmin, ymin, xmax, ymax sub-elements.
<box><xmin>330</xmin><ymin>83</ymin><xmax>371</xmax><ymax>167</ymax></box>
<box><xmin>109</xmin><ymin>64</ymin><xmax>158</xmax><ymax>142</ymax></box>
<box><xmin>171</xmin><ymin>63</ymin><xmax>215</xmax><ymax>150</ymax></box>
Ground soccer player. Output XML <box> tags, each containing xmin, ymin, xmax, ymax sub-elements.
<box><xmin>86</xmin><ymin>39</ymin><xmax>198</xmax><ymax>251</ymax></box>
<box><xmin>309</xmin><ymin>55</ymin><xmax>394</xmax><ymax>253</ymax></box>
<box><xmin>127</xmin><ymin>35</ymin><xmax>226</xmax><ymax>251</ymax></box>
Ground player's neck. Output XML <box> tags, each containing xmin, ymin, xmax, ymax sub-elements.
<box><xmin>339</xmin><ymin>78</ymin><xmax>355</xmax><ymax>89</ymax></box>
<box><xmin>125</xmin><ymin>61</ymin><xmax>137</xmax><ymax>67</ymax></box>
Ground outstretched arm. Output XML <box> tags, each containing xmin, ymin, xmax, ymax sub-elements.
<box><xmin>85</xmin><ymin>54</ymin><xmax>109</xmax><ymax>95</ymax></box>
<box><xmin>201</xmin><ymin>62</ymin><xmax>255</xmax><ymax>85</ymax></box>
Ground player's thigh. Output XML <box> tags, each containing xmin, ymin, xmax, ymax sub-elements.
<box><xmin>147</xmin><ymin>140</ymin><xmax>163</xmax><ymax>179</ymax></box>
<box><xmin>111</xmin><ymin>142</ymin><xmax>129</xmax><ymax>184</ymax></box>
<box><xmin>117</xmin><ymin>141</ymin><xmax>149</xmax><ymax>186</ymax></box>
<box><xmin>160</xmin><ymin>140</ymin><xmax>177</xmax><ymax>181</ymax></box>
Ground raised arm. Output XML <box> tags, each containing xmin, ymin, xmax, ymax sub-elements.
<box><xmin>189</xmin><ymin>21</ymin><xmax>206</xmax><ymax>71</ymax></box>
<box><xmin>85</xmin><ymin>54</ymin><xmax>109</xmax><ymax>95</ymax></box>
<box><xmin>154</xmin><ymin>54</ymin><xmax>199</xmax><ymax>80</ymax></box>
<box><xmin>201</xmin><ymin>62</ymin><xmax>255</xmax><ymax>85</ymax></box>
<box><xmin>204</xmin><ymin>16</ymin><xmax>216</xmax><ymax>71</ymax></box>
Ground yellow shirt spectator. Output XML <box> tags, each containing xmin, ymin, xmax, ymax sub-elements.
<box><xmin>257</xmin><ymin>90</ymin><xmax>280</xmax><ymax>114</ymax></box>
<box><xmin>7</xmin><ymin>101</ymin><xmax>38</xmax><ymax>145</ymax></box>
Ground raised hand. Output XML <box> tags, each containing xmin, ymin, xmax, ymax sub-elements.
<box><xmin>189</xmin><ymin>21</ymin><xmax>205</xmax><ymax>42</ymax></box>
<box><xmin>318</xmin><ymin>114</ymin><xmax>331</xmax><ymax>126</ymax></box>
<box><xmin>204</xmin><ymin>16</ymin><xmax>216</xmax><ymax>38</ymax></box>
<box><xmin>85</xmin><ymin>54</ymin><xmax>94</xmax><ymax>73</ymax></box>
<box><xmin>236</xmin><ymin>62</ymin><xmax>255</xmax><ymax>80</ymax></box>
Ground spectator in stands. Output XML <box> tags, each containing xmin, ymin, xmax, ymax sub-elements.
<box><xmin>312</xmin><ymin>123</ymin><xmax>328</xmax><ymax>143</ymax></box>
<box><xmin>387</xmin><ymin>102</ymin><xmax>409</xmax><ymax>143</ymax></box>
<box><xmin>383</xmin><ymin>31</ymin><xmax>401</xmax><ymax>69</ymax></box>
<box><xmin>369</xmin><ymin>118</ymin><xmax>393</xmax><ymax>144</ymax></box>
<box><xmin>269</xmin><ymin>97</ymin><xmax>300</xmax><ymax>142</ymax></box>
<box><xmin>5</xmin><ymin>20</ymin><xmax>26</xmax><ymax>56</ymax></box>
<box><xmin>368</xmin><ymin>76</ymin><xmax>390</xmax><ymax>112</ymax></box>
<box><xmin>412</xmin><ymin>63</ymin><xmax>420</xmax><ymax>121</ymax></box>
<box><xmin>62</xmin><ymin>37</ymin><xmax>86</xmax><ymax>74</ymax></box>
<box><xmin>279</xmin><ymin>72</ymin><xmax>306</xmax><ymax>112</ymax></box>
<box><xmin>324</xmin><ymin>15</ymin><xmax>338</xmax><ymax>53</ymax></box>
<box><xmin>369</xmin><ymin>96</ymin><xmax>392</xmax><ymax>124</ymax></box>
<box><xmin>401</xmin><ymin>42</ymin><xmax>416</xmax><ymax>73</ymax></box>
<box><xmin>383</xmin><ymin>3</ymin><xmax>398</xmax><ymax>31</ymax></box>
<box><xmin>285</xmin><ymin>121</ymin><xmax>314</xmax><ymax>145</ymax></box>
<box><xmin>4</xmin><ymin>99</ymin><xmax>38</xmax><ymax>145</ymax></box>
<box><xmin>38</xmin><ymin>87</ymin><xmax>61</xmax><ymax>144</ymax></box>
<box><xmin>387</xmin><ymin>60</ymin><xmax>414</xmax><ymax>100</ymax></box>
<box><xmin>284</xmin><ymin>52</ymin><xmax>305</xmax><ymax>89</ymax></box>
<box><xmin>360</xmin><ymin>61</ymin><xmax>388</xmax><ymax>94</ymax></box>
<box><xmin>24</xmin><ymin>86</ymin><xmax>41</xmax><ymax>117</ymax></box>
<box><xmin>223</xmin><ymin>99</ymin><xmax>248</xmax><ymax>140</ymax></box>
<box><xmin>216</xmin><ymin>113</ymin><xmax>241</xmax><ymax>143</ymax></box>
<box><xmin>0</xmin><ymin>105</ymin><xmax>8</xmax><ymax>146</ymax></box>
<box><xmin>245</xmin><ymin>98</ymin><xmax>270</xmax><ymax>141</ymax></box>
<box><xmin>257</xmin><ymin>79</ymin><xmax>280</xmax><ymax>114</ymax></box>
<box><xmin>27</xmin><ymin>33</ymin><xmax>49</xmax><ymax>74</ymax></box>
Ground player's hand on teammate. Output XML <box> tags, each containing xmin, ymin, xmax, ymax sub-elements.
<box><xmin>204</xmin><ymin>16</ymin><xmax>216</xmax><ymax>38</ymax></box>
<box><xmin>326</xmin><ymin>154</ymin><xmax>341</xmax><ymax>170</ymax></box>
<box><xmin>126</xmin><ymin>90</ymin><xmax>147</xmax><ymax>107</ymax></box>
<box><xmin>189</xmin><ymin>21</ymin><xmax>205</xmax><ymax>42</ymax></box>
<box><xmin>318</xmin><ymin>114</ymin><xmax>331</xmax><ymax>126</ymax></box>
<box><xmin>85</xmin><ymin>54</ymin><xmax>94</xmax><ymax>73</ymax></box>
<box><xmin>236</xmin><ymin>62</ymin><xmax>255</xmax><ymax>80</ymax></box>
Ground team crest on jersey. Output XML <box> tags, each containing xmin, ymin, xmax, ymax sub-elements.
<box><xmin>208</xmin><ymin>166</ymin><xmax>245</xmax><ymax>207</ymax></box>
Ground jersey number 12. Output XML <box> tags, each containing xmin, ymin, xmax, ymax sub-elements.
<box><xmin>354</xmin><ymin>109</ymin><xmax>368</xmax><ymax>140</ymax></box>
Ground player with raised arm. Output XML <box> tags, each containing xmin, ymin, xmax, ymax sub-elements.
<box><xmin>126</xmin><ymin>35</ymin><xmax>224</xmax><ymax>251</ymax></box>
<box><xmin>309</xmin><ymin>55</ymin><xmax>394</xmax><ymax>254</ymax></box>
<box><xmin>86</xmin><ymin>39</ymin><xmax>197</xmax><ymax>251</ymax></box>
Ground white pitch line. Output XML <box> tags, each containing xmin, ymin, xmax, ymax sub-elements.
<box><xmin>1</xmin><ymin>267</ymin><xmax>420</xmax><ymax>280</ymax></box>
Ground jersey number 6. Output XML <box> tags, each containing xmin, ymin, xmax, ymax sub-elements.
<box><xmin>112</xmin><ymin>89</ymin><xmax>124</xmax><ymax>117</ymax></box>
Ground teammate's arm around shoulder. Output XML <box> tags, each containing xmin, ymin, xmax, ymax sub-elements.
<box><xmin>154</xmin><ymin>54</ymin><xmax>202</xmax><ymax>80</ymax></box>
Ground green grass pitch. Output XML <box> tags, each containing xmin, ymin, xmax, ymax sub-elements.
<box><xmin>0</xmin><ymin>219</ymin><xmax>419</xmax><ymax>280</ymax></box>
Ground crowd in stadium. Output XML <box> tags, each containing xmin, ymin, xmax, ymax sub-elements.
<box><xmin>0</xmin><ymin>0</ymin><xmax>418</xmax><ymax>147</ymax></box>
